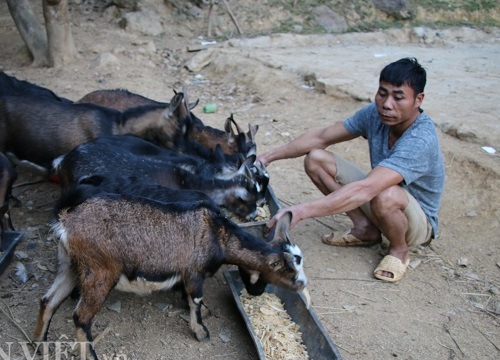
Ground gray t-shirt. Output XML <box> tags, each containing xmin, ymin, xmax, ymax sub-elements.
<box><xmin>343</xmin><ymin>103</ymin><xmax>445</xmax><ymax>237</ymax></box>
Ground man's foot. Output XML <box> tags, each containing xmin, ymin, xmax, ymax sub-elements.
<box><xmin>373</xmin><ymin>255</ymin><xmax>410</xmax><ymax>282</ymax></box>
<box><xmin>321</xmin><ymin>231</ymin><xmax>380</xmax><ymax>247</ymax></box>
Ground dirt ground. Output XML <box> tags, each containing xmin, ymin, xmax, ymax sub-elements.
<box><xmin>1</xmin><ymin>1</ymin><xmax>499</xmax><ymax>360</ymax></box>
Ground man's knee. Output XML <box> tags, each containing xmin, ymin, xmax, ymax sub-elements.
<box><xmin>370</xmin><ymin>186</ymin><xmax>408</xmax><ymax>216</ymax></box>
<box><xmin>304</xmin><ymin>149</ymin><xmax>336</xmax><ymax>174</ymax></box>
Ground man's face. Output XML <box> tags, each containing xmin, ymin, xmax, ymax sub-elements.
<box><xmin>375</xmin><ymin>81</ymin><xmax>424</xmax><ymax>126</ymax></box>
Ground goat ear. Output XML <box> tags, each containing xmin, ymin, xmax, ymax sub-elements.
<box><xmin>243</xmin><ymin>154</ymin><xmax>256</xmax><ymax>167</ymax></box>
<box><xmin>213</xmin><ymin>144</ymin><xmax>226</xmax><ymax>164</ymax></box>
<box><xmin>245</xmin><ymin>144</ymin><xmax>257</xmax><ymax>158</ymax></box>
<box><xmin>214</xmin><ymin>144</ymin><xmax>226</xmax><ymax>162</ymax></box>
<box><xmin>235</xmin><ymin>132</ymin><xmax>247</xmax><ymax>152</ymax></box>
<box><xmin>237</xmin><ymin>155</ymin><xmax>256</xmax><ymax>176</ymax></box>
<box><xmin>272</xmin><ymin>211</ymin><xmax>293</xmax><ymax>245</ymax></box>
<box><xmin>164</xmin><ymin>92</ymin><xmax>183</xmax><ymax>119</ymax></box>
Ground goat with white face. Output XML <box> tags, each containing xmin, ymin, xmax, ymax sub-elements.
<box><xmin>34</xmin><ymin>182</ymin><xmax>307</xmax><ymax>360</ymax></box>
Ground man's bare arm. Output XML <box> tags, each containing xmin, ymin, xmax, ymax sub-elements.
<box><xmin>269</xmin><ymin>166</ymin><xmax>404</xmax><ymax>229</ymax></box>
<box><xmin>258</xmin><ymin>121</ymin><xmax>356</xmax><ymax>166</ymax></box>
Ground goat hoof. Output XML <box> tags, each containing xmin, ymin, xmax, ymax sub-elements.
<box><xmin>194</xmin><ymin>329</ymin><xmax>210</xmax><ymax>342</ymax></box>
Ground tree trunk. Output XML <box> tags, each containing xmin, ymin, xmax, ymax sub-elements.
<box><xmin>43</xmin><ymin>0</ymin><xmax>77</xmax><ymax>67</ymax></box>
<box><xmin>6</xmin><ymin>0</ymin><xmax>49</xmax><ymax>66</ymax></box>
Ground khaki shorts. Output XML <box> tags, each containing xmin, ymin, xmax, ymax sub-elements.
<box><xmin>334</xmin><ymin>156</ymin><xmax>433</xmax><ymax>247</ymax></box>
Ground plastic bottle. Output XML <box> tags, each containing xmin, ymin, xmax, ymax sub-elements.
<box><xmin>203</xmin><ymin>103</ymin><xmax>218</xmax><ymax>113</ymax></box>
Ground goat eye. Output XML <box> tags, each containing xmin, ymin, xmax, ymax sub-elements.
<box><xmin>271</xmin><ymin>261</ymin><xmax>281</xmax><ymax>268</ymax></box>
<box><xmin>294</xmin><ymin>255</ymin><xmax>302</xmax><ymax>265</ymax></box>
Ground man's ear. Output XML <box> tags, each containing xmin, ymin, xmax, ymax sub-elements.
<box><xmin>416</xmin><ymin>92</ymin><xmax>425</xmax><ymax>107</ymax></box>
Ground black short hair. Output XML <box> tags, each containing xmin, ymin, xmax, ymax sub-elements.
<box><xmin>380</xmin><ymin>57</ymin><xmax>426</xmax><ymax>96</ymax></box>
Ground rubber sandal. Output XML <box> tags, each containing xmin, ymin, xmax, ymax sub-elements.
<box><xmin>321</xmin><ymin>231</ymin><xmax>380</xmax><ymax>247</ymax></box>
<box><xmin>373</xmin><ymin>255</ymin><xmax>410</xmax><ymax>283</ymax></box>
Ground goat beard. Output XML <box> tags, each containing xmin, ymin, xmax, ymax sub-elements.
<box><xmin>249</xmin><ymin>271</ymin><xmax>260</xmax><ymax>284</ymax></box>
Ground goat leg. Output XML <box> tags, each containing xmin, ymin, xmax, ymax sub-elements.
<box><xmin>185</xmin><ymin>276</ymin><xmax>209</xmax><ymax>341</ymax></box>
<box><xmin>187</xmin><ymin>295</ymin><xmax>210</xmax><ymax>341</ymax></box>
<box><xmin>73</xmin><ymin>268</ymin><xmax>119</xmax><ymax>360</ymax></box>
<box><xmin>34</xmin><ymin>242</ymin><xmax>77</xmax><ymax>342</ymax></box>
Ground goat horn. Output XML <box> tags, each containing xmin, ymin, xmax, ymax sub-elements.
<box><xmin>230</xmin><ymin>114</ymin><xmax>243</xmax><ymax>135</ymax></box>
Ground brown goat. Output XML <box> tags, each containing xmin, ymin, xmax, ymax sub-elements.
<box><xmin>76</xmin><ymin>88</ymin><xmax>258</xmax><ymax>158</ymax></box>
<box><xmin>76</xmin><ymin>88</ymin><xmax>168</xmax><ymax>111</ymax></box>
<box><xmin>0</xmin><ymin>92</ymin><xmax>190</xmax><ymax>169</ymax></box>
<box><xmin>187</xmin><ymin>113</ymin><xmax>259</xmax><ymax>157</ymax></box>
<box><xmin>34</xmin><ymin>185</ymin><xmax>307</xmax><ymax>360</ymax></box>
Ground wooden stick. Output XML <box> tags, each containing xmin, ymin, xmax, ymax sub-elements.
<box><xmin>220</xmin><ymin>0</ymin><xmax>243</xmax><ymax>35</ymax></box>
<box><xmin>207</xmin><ymin>1</ymin><xmax>215</xmax><ymax>38</ymax></box>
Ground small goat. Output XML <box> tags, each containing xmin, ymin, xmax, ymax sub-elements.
<box><xmin>54</xmin><ymin>134</ymin><xmax>266</xmax><ymax>220</ymax></box>
<box><xmin>0</xmin><ymin>92</ymin><xmax>190</xmax><ymax>169</ymax></box>
<box><xmin>34</xmin><ymin>180</ymin><xmax>307</xmax><ymax>360</ymax></box>
<box><xmin>0</xmin><ymin>152</ymin><xmax>17</xmax><ymax>232</ymax></box>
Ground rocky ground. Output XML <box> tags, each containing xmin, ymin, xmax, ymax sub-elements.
<box><xmin>0</xmin><ymin>1</ymin><xmax>499</xmax><ymax>359</ymax></box>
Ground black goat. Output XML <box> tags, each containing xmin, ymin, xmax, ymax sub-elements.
<box><xmin>0</xmin><ymin>71</ymin><xmax>72</xmax><ymax>103</ymax></box>
<box><xmin>54</xmin><ymin>134</ymin><xmax>266</xmax><ymax>220</ymax></box>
